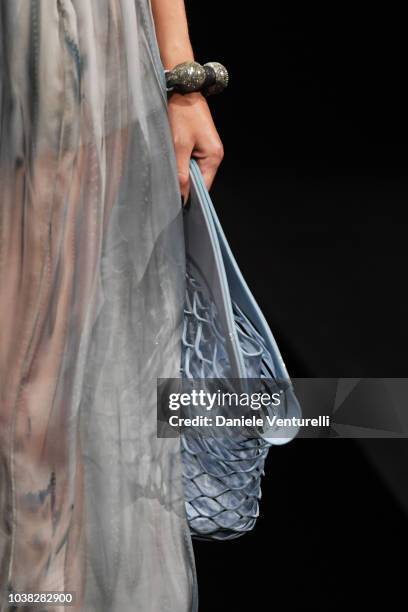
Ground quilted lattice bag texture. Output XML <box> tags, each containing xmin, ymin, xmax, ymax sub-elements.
<box><xmin>180</xmin><ymin>160</ymin><xmax>301</xmax><ymax>541</ymax></box>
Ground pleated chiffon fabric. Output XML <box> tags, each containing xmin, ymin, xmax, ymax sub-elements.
<box><xmin>0</xmin><ymin>1</ymin><xmax>197</xmax><ymax>610</ymax></box>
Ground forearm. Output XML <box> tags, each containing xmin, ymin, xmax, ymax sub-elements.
<box><xmin>151</xmin><ymin>0</ymin><xmax>224</xmax><ymax>199</ymax></box>
<box><xmin>150</xmin><ymin>0</ymin><xmax>194</xmax><ymax>69</ymax></box>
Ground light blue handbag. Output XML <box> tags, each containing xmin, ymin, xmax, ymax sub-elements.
<box><xmin>180</xmin><ymin>160</ymin><xmax>301</xmax><ymax>540</ymax></box>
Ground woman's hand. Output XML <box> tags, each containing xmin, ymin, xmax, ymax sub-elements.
<box><xmin>167</xmin><ymin>91</ymin><xmax>224</xmax><ymax>204</ymax></box>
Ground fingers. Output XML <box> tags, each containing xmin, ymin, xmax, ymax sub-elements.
<box><xmin>194</xmin><ymin>139</ymin><xmax>224</xmax><ymax>192</ymax></box>
<box><xmin>174</xmin><ymin>141</ymin><xmax>193</xmax><ymax>205</ymax></box>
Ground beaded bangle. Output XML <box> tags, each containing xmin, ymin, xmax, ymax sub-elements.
<box><xmin>164</xmin><ymin>61</ymin><xmax>229</xmax><ymax>97</ymax></box>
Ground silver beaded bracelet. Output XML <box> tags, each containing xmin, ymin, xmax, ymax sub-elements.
<box><xmin>164</xmin><ymin>61</ymin><xmax>229</xmax><ymax>96</ymax></box>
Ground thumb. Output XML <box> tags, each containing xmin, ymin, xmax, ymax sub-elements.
<box><xmin>175</xmin><ymin>144</ymin><xmax>192</xmax><ymax>206</ymax></box>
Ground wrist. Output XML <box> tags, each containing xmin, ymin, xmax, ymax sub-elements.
<box><xmin>168</xmin><ymin>91</ymin><xmax>205</xmax><ymax>106</ymax></box>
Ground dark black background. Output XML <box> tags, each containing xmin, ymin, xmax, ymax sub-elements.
<box><xmin>185</xmin><ymin>1</ymin><xmax>408</xmax><ymax>609</ymax></box>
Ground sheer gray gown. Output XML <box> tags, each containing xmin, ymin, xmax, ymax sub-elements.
<box><xmin>0</xmin><ymin>1</ymin><xmax>197</xmax><ymax>610</ymax></box>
